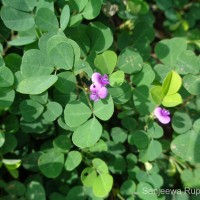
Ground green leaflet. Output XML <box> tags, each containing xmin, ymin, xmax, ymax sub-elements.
<box><xmin>16</xmin><ymin>75</ymin><xmax>58</xmax><ymax>95</ymax></box>
<box><xmin>72</xmin><ymin>118</ymin><xmax>102</xmax><ymax>148</ymax></box>
<box><xmin>94</xmin><ymin>50</ymin><xmax>117</xmax><ymax>74</ymax></box>
<box><xmin>151</xmin><ymin>71</ymin><xmax>183</xmax><ymax>107</ymax></box>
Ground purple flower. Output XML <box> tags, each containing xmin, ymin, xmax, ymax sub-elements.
<box><xmin>90</xmin><ymin>82</ymin><xmax>102</xmax><ymax>93</ymax></box>
<box><xmin>92</xmin><ymin>72</ymin><xmax>110</xmax><ymax>86</ymax></box>
<box><xmin>89</xmin><ymin>72</ymin><xmax>110</xmax><ymax>101</ymax></box>
<box><xmin>89</xmin><ymin>83</ymin><xmax>108</xmax><ymax>101</ymax></box>
<box><xmin>154</xmin><ymin>107</ymin><xmax>171</xmax><ymax>124</ymax></box>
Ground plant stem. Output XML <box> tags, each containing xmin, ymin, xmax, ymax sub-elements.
<box><xmin>117</xmin><ymin>193</ymin><xmax>125</xmax><ymax>200</ymax></box>
<box><xmin>77</xmin><ymin>85</ymin><xmax>93</xmax><ymax>111</ymax></box>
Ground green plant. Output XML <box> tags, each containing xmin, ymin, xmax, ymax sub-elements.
<box><xmin>0</xmin><ymin>0</ymin><xmax>200</xmax><ymax>199</ymax></box>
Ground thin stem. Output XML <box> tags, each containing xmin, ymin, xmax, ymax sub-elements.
<box><xmin>2</xmin><ymin>45</ymin><xmax>10</xmax><ymax>56</ymax></box>
<box><xmin>117</xmin><ymin>193</ymin><xmax>125</xmax><ymax>200</ymax></box>
<box><xmin>144</xmin><ymin>113</ymin><xmax>154</xmax><ymax>131</ymax></box>
<box><xmin>173</xmin><ymin>157</ymin><xmax>187</xmax><ymax>170</ymax></box>
<box><xmin>77</xmin><ymin>85</ymin><xmax>93</xmax><ymax>111</ymax></box>
<box><xmin>35</xmin><ymin>28</ymin><xmax>42</xmax><ymax>39</ymax></box>
<box><xmin>173</xmin><ymin>161</ymin><xmax>183</xmax><ymax>174</ymax></box>
<box><xmin>54</xmin><ymin>67</ymin><xmax>58</xmax><ymax>75</ymax></box>
<box><xmin>0</xmin><ymin>33</ymin><xmax>7</xmax><ymax>42</ymax></box>
<box><xmin>170</xmin><ymin>157</ymin><xmax>184</xmax><ymax>174</ymax></box>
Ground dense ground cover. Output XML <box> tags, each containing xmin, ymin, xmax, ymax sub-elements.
<box><xmin>0</xmin><ymin>0</ymin><xmax>200</xmax><ymax>199</ymax></box>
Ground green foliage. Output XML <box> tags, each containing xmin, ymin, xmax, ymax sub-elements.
<box><xmin>16</xmin><ymin>75</ymin><xmax>58</xmax><ymax>94</ymax></box>
<box><xmin>155</xmin><ymin>38</ymin><xmax>187</xmax><ymax>68</ymax></box>
<box><xmin>133</xmin><ymin>85</ymin><xmax>156</xmax><ymax>115</ymax></box>
<box><xmin>60</xmin><ymin>5</ymin><xmax>70</xmax><ymax>31</ymax></box>
<box><xmin>1</xmin><ymin>0</ymin><xmax>200</xmax><ymax>199</ymax></box>
<box><xmin>0</xmin><ymin>130</ymin><xmax>5</xmax><ymax>147</ymax></box>
<box><xmin>49</xmin><ymin>42</ymin><xmax>75</xmax><ymax>70</ymax></box>
<box><xmin>128</xmin><ymin>130</ymin><xmax>149</xmax><ymax>149</ymax></box>
<box><xmin>26</xmin><ymin>181</ymin><xmax>46</xmax><ymax>200</ymax></box>
<box><xmin>109</xmin><ymin>82</ymin><xmax>132</xmax><ymax>104</ymax></box>
<box><xmin>171</xmin><ymin>130</ymin><xmax>200</xmax><ymax>163</ymax></box>
<box><xmin>5</xmin><ymin>180</ymin><xmax>26</xmax><ymax>196</ymax></box>
<box><xmin>172</xmin><ymin>111</ymin><xmax>192</xmax><ymax>134</ymax></box>
<box><xmin>35</xmin><ymin>8</ymin><xmax>59</xmax><ymax>32</ymax></box>
<box><xmin>0</xmin><ymin>67</ymin><xmax>14</xmax><ymax>87</ymax></box>
<box><xmin>147</xmin><ymin>122</ymin><xmax>164</xmax><ymax>139</ymax></box>
<box><xmin>151</xmin><ymin>71</ymin><xmax>182</xmax><ymax>107</ymax></box>
<box><xmin>82</xmin><ymin>0</ymin><xmax>102</xmax><ymax>20</ymax></box>
<box><xmin>93</xmin><ymin>95</ymin><xmax>114</xmax><ymax>121</ymax></box>
<box><xmin>147</xmin><ymin>140</ymin><xmax>162</xmax><ymax>161</ymax></box>
<box><xmin>120</xmin><ymin>179</ymin><xmax>136</xmax><ymax>196</ymax></box>
<box><xmin>43</xmin><ymin>101</ymin><xmax>62</xmax><ymax>122</ymax></box>
<box><xmin>1</xmin><ymin>6</ymin><xmax>35</xmax><ymax>31</ymax></box>
<box><xmin>162</xmin><ymin>71</ymin><xmax>182</xmax><ymax>96</ymax></box>
<box><xmin>109</xmin><ymin>70</ymin><xmax>124</xmax><ymax>87</ymax></box>
<box><xmin>183</xmin><ymin>75</ymin><xmax>200</xmax><ymax>95</ymax></box>
<box><xmin>87</xmin><ymin>22</ymin><xmax>113</xmax><ymax>54</ymax></box>
<box><xmin>20</xmin><ymin>99</ymin><xmax>44</xmax><ymax>122</ymax></box>
<box><xmin>81</xmin><ymin>158</ymin><xmax>113</xmax><ymax>198</ymax></box>
<box><xmin>131</xmin><ymin>64</ymin><xmax>155</xmax><ymax>86</ymax></box>
<box><xmin>64</xmin><ymin>100</ymin><xmax>92</xmax><ymax>127</ymax></box>
<box><xmin>72</xmin><ymin>118</ymin><xmax>102</xmax><ymax>148</ymax></box>
<box><xmin>53</xmin><ymin>135</ymin><xmax>71</xmax><ymax>153</ymax></box>
<box><xmin>38</xmin><ymin>150</ymin><xmax>64</xmax><ymax>178</ymax></box>
<box><xmin>0</xmin><ymin>88</ymin><xmax>15</xmax><ymax>109</ymax></box>
<box><xmin>136</xmin><ymin>182</ymin><xmax>158</xmax><ymax>200</ymax></box>
<box><xmin>65</xmin><ymin>150</ymin><xmax>82</xmax><ymax>171</ymax></box>
<box><xmin>94</xmin><ymin>50</ymin><xmax>117</xmax><ymax>74</ymax></box>
<box><xmin>117</xmin><ymin>47</ymin><xmax>143</xmax><ymax>74</ymax></box>
<box><xmin>55</xmin><ymin>71</ymin><xmax>76</xmax><ymax>93</ymax></box>
<box><xmin>20</xmin><ymin>49</ymin><xmax>54</xmax><ymax>77</ymax></box>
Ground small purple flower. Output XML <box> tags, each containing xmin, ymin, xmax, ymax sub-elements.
<box><xmin>92</xmin><ymin>72</ymin><xmax>110</xmax><ymax>86</ymax></box>
<box><xmin>89</xmin><ymin>72</ymin><xmax>110</xmax><ymax>101</ymax></box>
<box><xmin>89</xmin><ymin>83</ymin><xmax>108</xmax><ymax>101</ymax></box>
<box><xmin>90</xmin><ymin>82</ymin><xmax>102</xmax><ymax>93</ymax></box>
<box><xmin>154</xmin><ymin>107</ymin><xmax>171</xmax><ymax>124</ymax></box>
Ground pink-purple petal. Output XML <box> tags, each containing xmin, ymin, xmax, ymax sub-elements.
<box><xmin>101</xmin><ymin>74</ymin><xmax>110</xmax><ymax>86</ymax></box>
<box><xmin>154</xmin><ymin>107</ymin><xmax>162</xmax><ymax>119</ymax></box>
<box><xmin>98</xmin><ymin>87</ymin><xmax>108</xmax><ymax>99</ymax></box>
<box><xmin>90</xmin><ymin>93</ymin><xmax>99</xmax><ymax>101</ymax></box>
<box><xmin>91</xmin><ymin>72</ymin><xmax>101</xmax><ymax>83</ymax></box>
<box><xmin>159</xmin><ymin>115</ymin><xmax>170</xmax><ymax>124</ymax></box>
<box><xmin>90</xmin><ymin>82</ymin><xmax>102</xmax><ymax>92</ymax></box>
<box><xmin>154</xmin><ymin>107</ymin><xmax>171</xmax><ymax>124</ymax></box>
